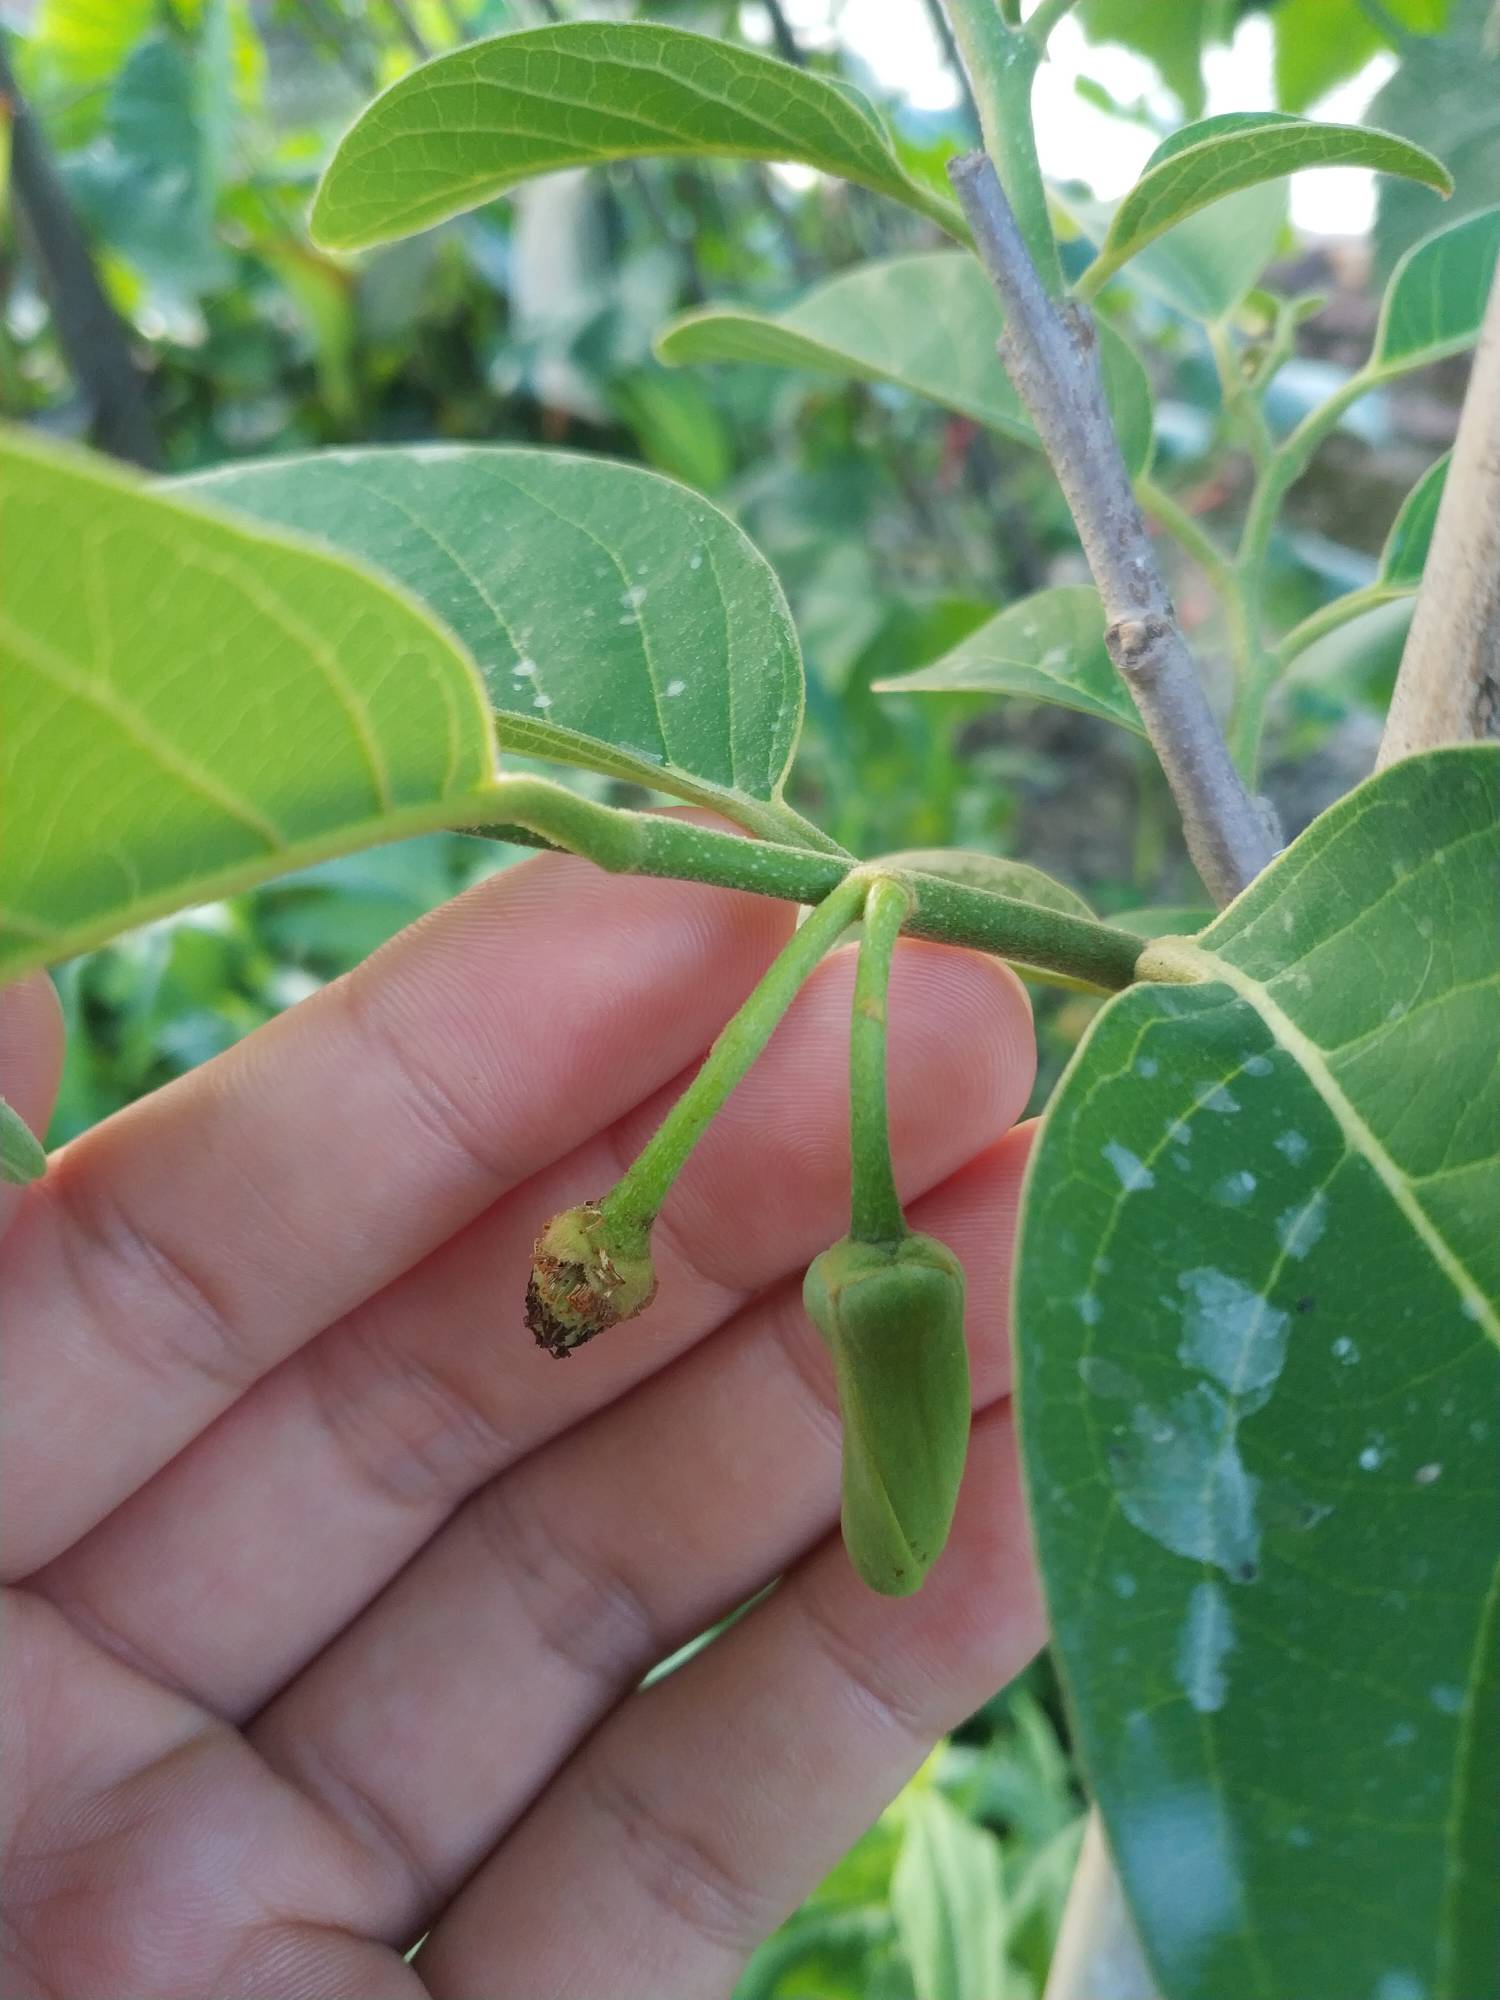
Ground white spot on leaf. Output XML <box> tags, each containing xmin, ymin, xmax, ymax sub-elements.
<box><xmin>1104</xmin><ymin>1141</ymin><xmax>1154</xmax><ymax>1192</ymax></box>
<box><xmin>1175</xmin><ymin>1580</ymin><xmax>1235</xmax><ymax>1714</ymax></box>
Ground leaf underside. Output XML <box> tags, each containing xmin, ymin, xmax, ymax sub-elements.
<box><xmin>875</xmin><ymin>586</ymin><xmax>1144</xmax><ymax>738</ymax></box>
<box><xmin>180</xmin><ymin>446</ymin><xmax>812</xmax><ymax>839</ymax></box>
<box><xmin>0</xmin><ymin>430</ymin><xmax>497</xmax><ymax>982</ymax></box>
<box><xmin>1018</xmin><ymin>746</ymin><xmax>1499</xmax><ymax>2000</ymax></box>
<box><xmin>310</xmin><ymin>21</ymin><xmax>961</xmax><ymax>252</ymax></box>
<box><xmin>657</xmin><ymin>252</ymin><xmax>1156</xmax><ymax>477</ymax></box>
<box><xmin>1098</xmin><ymin>112</ymin><xmax>1452</xmax><ymax>280</ymax></box>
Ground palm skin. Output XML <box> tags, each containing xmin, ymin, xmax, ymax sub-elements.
<box><xmin>0</xmin><ymin>840</ymin><xmax>1043</xmax><ymax>1999</ymax></box>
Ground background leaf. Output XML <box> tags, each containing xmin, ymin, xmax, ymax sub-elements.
<box><xmin>1370</xmin><ymin>204</ymin><xmax>1500</xmax><ymax>373</ymax></box>
<box><xmin>891</xmin><ymin>1791</ymin><xmax>1009</xmax><ymax>2000</ymax></box>
<box><xmin>1054</xmin><ymin>180</ymin><xmax>1287</xmax><ymax>323</ymax></box>
<box><xmin>877</xmin><ymin>850</ymin><xmax>1094</xmax><ymax>921</ymax></box>
<box><xmin>657</xmin><ymin>252</ymin><xmax>1155</xmax><ymax>475</ymax></box>
<box><xmin>0</xmin><ymin>431</ymin><xmax>497</xmax><ymax>980</ymax></box>
<box><xmin>1271</xmin><ymin>0</ymin><xmax>1448</xmax><ymax>112</ymax></box>
<box><xmin>1017</xmin><ymin>747</ymin><xmax>1499</xmax><ymax>2000</ymax></box>
<box><xmin>182</xmin><ymin>446</ymin><xmax>819</xmax><ymax>843</ymax></box>
<box><xmin>1090</xmin><ymin>114</ymin><xmax>1452</xmax><ymax>287</ymax></box>
<box><xmin>874</xmin><ymin>587</ymin><xmax>1143</xmax><ymax>737</ymax></box>
<box><xmin>0</xmin><ymin>1097</ymin><xmax>48</xmax><ymax>1184</ymax></box>
<box><xmin>1379</xmin><ymin>452</ymin><xmax>1450</xmax><ymax>588</ymax></box>
<box><xmin>1369</xmin><ymin>0</ymin><xmax>1498</xmax><ymax>277</ymax></box>
<box><xmin>310</xmin><ymin>21</ymin><xmax>962</xmax><ymax>252</ymax></box>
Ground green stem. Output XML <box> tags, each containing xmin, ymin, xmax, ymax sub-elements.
<box><xmin>601</xmin><ymin>872</ymin><xmax>870</xmax><ymax>1236</ymax></box>
<box><xmin>1275</xmin><ymin>583</ymin><xmax>1397</xmax><ymax>670</ymax></box>
<box><xmin>1135</xmin><ymin>475</ymin><xmax>1233</xmax><ymax>596</ymax></box>
<box><xmin>1226</xmin><ymin>367</ymin><xmax>1377</xmax><ymax>774</ymax></box>
<box><xmin>481</xmin><ymin>776</ymin><xmax>1145</xmax><ymax>989</ymax></box>
<box><xmin>1209</xmin><ymin>320</ymin><xmax>1273</xmax><ymax>476</ymax></box>
<box><xmin>942</xmin><ymin>0</ymin><xmax>1063</xmax><ymax>293</ymax></box>
<box><xmin>1241</xmin><ymin>368</ymin><xmax>1375</xmax><ymax>587</ymax></box>
<box><xmin>848</xmin><ymin>875</ymin><xmax>913</xmax><ymax>1244</ymax></box>
<box><xmin>1026</xmin><ymin>0</ymin><xmax>1082</xmax><ymax>47</ymax></box>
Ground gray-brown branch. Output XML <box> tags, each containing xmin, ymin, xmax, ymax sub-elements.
<box><xmin>1378</xmin><ymin>263</ymin><xmax>1500</xmax><ymax>767</ymax></box>
<box><xmin>947</xmin><ymin>150</ymin><xmax>1275</xmax><ymax>907</ymax></box>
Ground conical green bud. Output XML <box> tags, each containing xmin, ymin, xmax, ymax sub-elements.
<box><xmin>804</xmin><ymin>1231</ymin><xmax>970</xmax><ymax>1596</ymax></box>
<box><xmin>526</xmin><ymin>1203</ymin><xmax>657</xmax><ymax>1359</ymax></box>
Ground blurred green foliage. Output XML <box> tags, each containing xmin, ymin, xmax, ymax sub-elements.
<box><xmin>4</xmin><ymin>1</ymin><xmax>1485</xmax><ymax>1990</ymax></box>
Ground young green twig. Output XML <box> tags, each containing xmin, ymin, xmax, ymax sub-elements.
<box><xmin>848</xmin><ymin>876</ymin><xmax>916</xmax><ymax>1244</ymax></box>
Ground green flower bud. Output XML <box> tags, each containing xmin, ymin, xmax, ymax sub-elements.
<box><xmin>804</xmin><ymin>1231</ymin><xmax>970</xmax><ymax>1597</ymax></box>
<box><xmin>526</xmin><ymin>1202</ymin><xmax>657</xmax><ymax>1359</ymax></box>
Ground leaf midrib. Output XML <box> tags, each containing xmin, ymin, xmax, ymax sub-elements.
<box><xmin>1151</xmin><ymin>941</ymin><xmax>1499</xmax><ymax>1344</ymax></box>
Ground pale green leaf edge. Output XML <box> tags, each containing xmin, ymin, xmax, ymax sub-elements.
<box><xmin>0</xmin><ymin>428</ymin><xmax>507</xmax><ymax>982</ymax></box>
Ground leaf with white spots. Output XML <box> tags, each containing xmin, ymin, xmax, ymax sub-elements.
<box><xmin>0</xmin><ymin>430</ymin><xmax>498</xmax><ymax>982</ymax></box>
<box><xmin>180</xmin><ymin>447</ymin><xmax>825</xmax><ymax>847</ymax></box>
<box><xmin>1017</xmin><ymin>745</ymin><xmax>1499</xmax><ymax>2000</ymax></box>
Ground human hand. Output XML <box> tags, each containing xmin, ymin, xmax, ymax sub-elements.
<box><xmin>0</xmin><ymin>840</ymin><xmax>1043</xmax><ymax>2000</ymax></box>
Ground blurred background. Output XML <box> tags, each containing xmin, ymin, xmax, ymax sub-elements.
<box><xmin>4</xmin><ymin>2</ymin><xmax>1493</xmax><ymax>1991</ymax></box>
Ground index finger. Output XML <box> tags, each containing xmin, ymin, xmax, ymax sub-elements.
<box><xmin>0</xmin><ymin>847</ymin><xmax>791</xmax><ymax>1578</ymax></box>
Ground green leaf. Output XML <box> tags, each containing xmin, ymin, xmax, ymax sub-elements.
<box><xmin>1369</xmin><ymin>0</ymin><xmax>1497</xmax><ymax>280</ymax></box>
<box><xmin>1380</xmin><ymin>452</ymin><xmax>1450</xmax><ymax>588</ymax></box>
<box><xmin>1108</xmin><ymin>904</ymin><xmax>1213</xmax><ymax>939</ymax></box>
<box><xmin>180</xmin><ymin>447</ymin><xmax>818</xmax><ymax>844</ymax></box>
<box><xmin>309</xmin><ymin>22</ymin><xmax>963</xmax><ymax>253</ymax></box>
<box><xmin>873</xmin><ymin>586</ymin><xmax>1143</xmax><ymax>738</ymax></box>
<box><xmin>1370</xmin><ymin>204</ymin><xmax>1500</xmax><ymax>374</ymax></box>
<box><xmin>890</xmin><ymin>1790</ymin><xmax>1008</xmax><ymax>2000</ymax></box>
<box><xmin>0</xmin><ymin>430</ymin><xmax>498</xmax><ymax>982</ymax></box>
<box><xmin>62</xmin><ymin>30</ymin><xmax>228</xmax><ymax>297</ymax></box>
<box><xmin>1077</xmin><ymin>0</ymin><xmax>1215</xmax><ymax>117</ymax></box>
<box><xmin>1084</xmin><ymin>113</ymin><xmax>1452</xmax><ymax>293</ymax></box>
<box><xmin>0</xmin><ymin>1097</ymin><xmax>47</xmax><ymax>1185</ymax></box>
<box><xmin>1055</xmin><ymin>179</ymin><xmax>1287</xmax><ymax>322</ymax></box>
<box><xmin>656</xmin><ymin>252</ymin><xmax>1155</xmax><ymax>476</ymax></box>
<box><xmin>1017</xmin><ymin>746</ymin><xmax>1499</xmax><ymax>2000</ymax></box>
<box><xmin>878</xmin><ymin>850</ymin><xmax>1094</xmax><ymax>922</ymax></box>
<box><xmin>1270</xmin><ymin>0</ymin><xmax>1447</xmax><ymax>113</ymax></box>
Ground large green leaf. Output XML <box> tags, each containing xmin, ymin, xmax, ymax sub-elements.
<box><xmin>181</xmin><ymin>447</ymin><xmax>821</xmax><ymax>845</ymax></box>
<box><xmin>656</xmin><ymin>252</ymin><xmax>1155</xmax><ymax>476</ymax></box>
<box><xmin>874</xmin><ymin>587</ymin><xmax>1144</xmax><ymax>738</ymax></box>
<box><xmin>1081</xmin><ymin>113</ymin><xmax>1452</xmax><ymax>294</ymax></box>
<box><xmin>0</xmin><ymin>430</ymin><xmax>498</xmax><ymax>981</ymax></box>
<box><xmin>1018</xmin><ymin>747</ymin><xmax>1499</xmax><ymax>2000</ymax></box>
<box><xmin>309</xmin><ymin>22</ymin><xmax>962</xmax><ymax>252</ymax></box>
<box><xmin>1370</xmin><ymin>204</ymin><xmax>1500</xmax><ymax>374</ymax></box>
